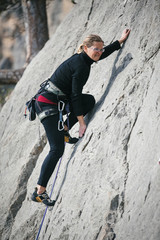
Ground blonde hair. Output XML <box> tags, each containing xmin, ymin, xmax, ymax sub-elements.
<box><xmin>77</xmin><ymin>34</ymin><xmax>104</xmax><ymax>54</ymax></box>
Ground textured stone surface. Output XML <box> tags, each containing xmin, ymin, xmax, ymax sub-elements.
<box><xmin>0</xmin><ymin>0</ymin><xmax>160</xmax><ymax>239</ymax></box>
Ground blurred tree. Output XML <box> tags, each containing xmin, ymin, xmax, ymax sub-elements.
<box><xmin>0</xmin><ymin>0</ymin><xmax>20</xmax><ymax>12</ymax></box>
<box><xmin>0</xmin><ymin>0</ymin><xmax>76</xmax><ymax>84</ymax></box>
<box><xmin>0</xmin><ymin>0</ymin><xmax>49</xmax><ymax>83</ymax></box>
<box><xmin>22</xmin><ymin>0</ymin><xmax>49</xmax><ymax>64</ymax></box>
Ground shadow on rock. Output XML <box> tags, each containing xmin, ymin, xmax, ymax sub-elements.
<box><xmin>55</xmin><ymin>43</ymin><xmax>133</xmax><ymax>200</ymax></box>
<box><xmin>87</xmin><ymin>43</ymin><xmax>133</xmax><ymax>124</ymax></box>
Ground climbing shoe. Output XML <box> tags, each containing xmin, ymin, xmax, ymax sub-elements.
<box><xmin>31</xmin><ymin>188</ymin><xmax>56</xmax><ymax>206</ymax></box>
<box><xmin>64</xmin><ymin>131</ymin><xmax>79</xmax><ymax>144</ymax></box>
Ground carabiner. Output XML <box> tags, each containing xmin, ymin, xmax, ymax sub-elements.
<box><xmin>58</xmin><ymin>120</ymin><xmax>64</xmax><ymax>131</ymax></box>
<box><xmin>58</xmin><ymin>100</ymin><xmax>65</xmax><ymax>111</ymax></box>
<box><xmin>58</xmin><ymin>100</ymin><xmax>65</xmax><ymax>131</ymax></box>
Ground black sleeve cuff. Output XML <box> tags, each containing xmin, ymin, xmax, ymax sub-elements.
<box><xmin>99</xmin><ymin>40</ymin><xmax>121</xmax><ymax>60</ymax></box>
<box><xmin>114</xmin><ymin>40</ymin><xmax>121</xmax><ymax>49</ymax></box>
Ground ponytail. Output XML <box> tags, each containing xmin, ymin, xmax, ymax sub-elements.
<box><xmin>77</xmin><ymin>43</ymin><xmax>84</xmax><ymax>54</ymax></box>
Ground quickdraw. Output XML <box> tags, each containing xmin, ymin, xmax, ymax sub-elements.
<box><xmin>58</xmin><ymin>100</ymin><xmax>65</xmax><ymax>131</ymax></box>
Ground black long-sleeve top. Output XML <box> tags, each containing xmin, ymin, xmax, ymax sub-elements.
<box><xmin>50</xmin><ymin>40</ymin><xmax>121</xmax><ymax>116</ymax></box>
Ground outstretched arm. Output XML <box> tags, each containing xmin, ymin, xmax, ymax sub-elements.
<box><xmin>99</xmin><ymin>28</ymin><xmax>131</xmax><ymax>60</ymax></box>
<box><xmin>118</xmin><ymin>29</ymin><xmax>131</xmax><ymax>44</ymax></box>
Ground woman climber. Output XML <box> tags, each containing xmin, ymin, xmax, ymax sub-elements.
<box><xmin>31</xmin><ymin>29</ymin><xmax>130</xmax><ymax>206</ymax></box>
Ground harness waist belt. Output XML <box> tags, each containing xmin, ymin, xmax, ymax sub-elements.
<box><xmin>38</xmin><ymin>108</ymin><xmax>58</xmax><ymax>121</ymax></box>
<box><xmin>45</xmin><ymin>81</ymin><xmax>66</xmax><ymax>96</ymax></box>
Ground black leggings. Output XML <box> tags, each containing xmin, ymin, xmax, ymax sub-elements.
<box><xmin>37</xmin><ymin>94</ymin><xmax>95</xmax><ymax>187</ymax></box>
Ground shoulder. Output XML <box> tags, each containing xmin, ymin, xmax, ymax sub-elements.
<box><xmin>70</xmin><ymin>53</ymin><xmax>87</xmax><ymax>72</ymax></box>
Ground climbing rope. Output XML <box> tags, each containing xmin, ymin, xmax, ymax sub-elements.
<box><xmin>35</xmin><ymin>103</ymin><xmax>70</xmax><ymax>240</ymax></box>
<box><xmin>35</xmin><ymin>154</ymin><xmax>63</xmax><ymax>240</ymax></box>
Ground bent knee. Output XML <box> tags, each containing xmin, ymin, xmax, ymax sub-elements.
<box><xmin>86</xmin><ymin>95</ymin><xmax>96</xmax><ymax>110</ymax></box>
<box><xmin>83</xmin><ymin>94</ymin><xmax>95</xmax><ymax>107</ymax></box>
<box><xmin>90</xmin><ymin>95</ymin><xmax>96</xmax><ymax>108</ymax></box>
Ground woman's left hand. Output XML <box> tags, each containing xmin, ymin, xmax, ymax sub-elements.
<box><xmin>119</xmin><ymin>29</ymin><xmax>131</xmax><ymax>44</ymax></box>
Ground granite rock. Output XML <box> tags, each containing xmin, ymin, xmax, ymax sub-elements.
<box><xmin>0</xmin><ymin>0</ymin><xmax>160</xmax><ymax>239</ymax></box>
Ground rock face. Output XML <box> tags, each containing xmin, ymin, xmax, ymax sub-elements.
<box><xmin>0</xmin><ymin>0</ymin><xmax>160</xmax><ymax>239</ymax></box>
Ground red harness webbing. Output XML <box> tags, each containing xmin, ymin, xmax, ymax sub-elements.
<box><xmin>37</xmin><ymin>95</ymin><xmax>57</xmax><ymax>105</ymax></box>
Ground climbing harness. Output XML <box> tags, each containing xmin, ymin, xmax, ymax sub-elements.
<box><xmin>37</xmin><ymin>100</ymin><xmax>65</xmax><ymax>131</ymax></box>
<box><xmin>25</xmin><ymin>79</ymin><xmax>66</xmax><ymax>122</ymax></box>
<box><xmin>38</xmin><ymin>108</ymin><xmax>58</xmax><ymax>122</ymax></box>
<box><xmin>43</xmin><ymin>80</ymin><xmax>66</xmax><ymax>97</ymax></box>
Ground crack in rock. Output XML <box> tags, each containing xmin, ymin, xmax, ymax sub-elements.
<box><xmin>95</xmin><ymin>223</ymin><xmax>116</xmax><ymax>240</ymax></box>
<box><xmin>82</xmin><ymin>132</ymin><xmax>93</xmax><ymax>151</ymax></box>
<box><xmin>1</xmin><ymin>134</ymin><xmax>47</xmax><ymax>240</ymax></box>
<box><xmin>145</xmin><ymin>42</ymin><xmax>160</xmax><ymax>62</ymax></box>
<box><xmin>105</xmin><ymin>95</ymin><xmax>125</xmax><ymax>121</ymax></box>
<box><xmin>1</xmin><ymin>105</ymin><xmax>13</xmax><ymax>138</ymax></box>
<box><xmin>120</xmin><ymin>110</ymin><xmax>140</xmax><ymax>218</ymax></box>
<box><xmin>144</xmin><ymin>181</ymin><xmax>151</xmax><ymax>203</ymax></box>
<box><xmin>94</xmin><ymin>99</ymin><xmax>141</xmax><ymax>239</ymax></box>
<box><xmin>84</xmin><ymin>0</ymin><xmax>94</xmax><ymax>28</ymax></box>
<box><xmin>94</xmin><ymin>226</ymin><xmax>103</xmax><ymax>240</ymax></box>
<box><xmin>95</xmin><ymin>195</ymin><xmax>120</xmax><ymax>240</ymax></box>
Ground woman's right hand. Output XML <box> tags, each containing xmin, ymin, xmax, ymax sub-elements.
<box><xmin>77</xmin><ymin>115</ymin><xmax>87</xmax><ymax>138</ymax></box>
<box><xmin>79</xmin><ymin>123</ymin><xmax>87</xmax><ymax>138</ymax></box>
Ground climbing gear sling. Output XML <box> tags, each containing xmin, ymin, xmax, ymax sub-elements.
<box><xmin>25</xmin><ymin>79</ymin><xmax>67</xmax><ymax>123</ymax></box>
<box><xmin>25</xmin><ymin>97</ymin><xmax>36</xmax><ymax>121</ymax></box>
